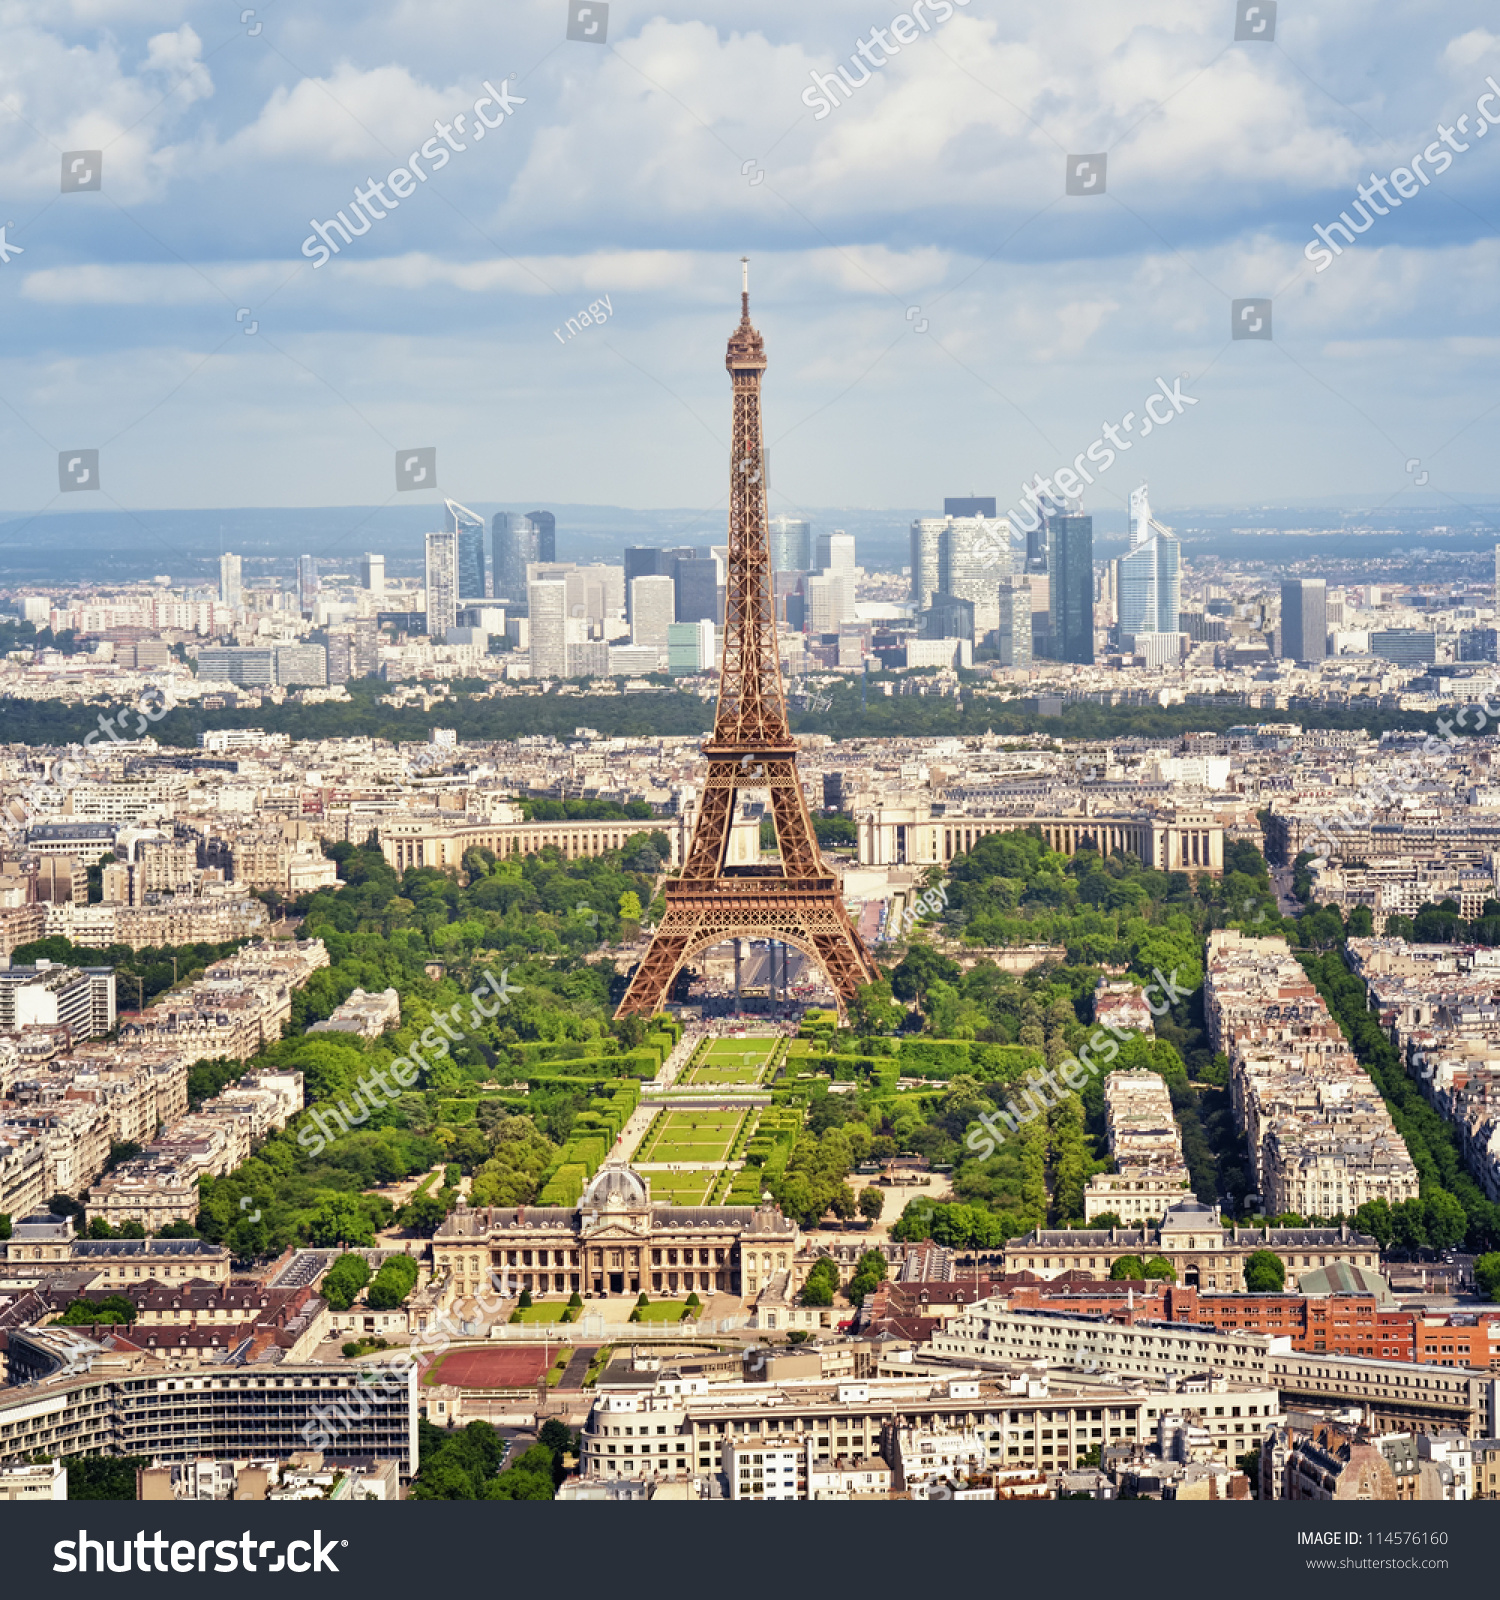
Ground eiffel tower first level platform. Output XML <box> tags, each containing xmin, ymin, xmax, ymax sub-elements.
<box><xmin>615</xmin><ymin>262</ymin><xmax>877</xmax><ymax>1019</ymax></box>
<box><xmin>618</xmin><ymin>872</ymin><xmax>875</xmax><ymax>1017</ymax></box>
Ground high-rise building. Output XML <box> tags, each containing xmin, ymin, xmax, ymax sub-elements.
<box><xmin>361</xmin><ymin>553</ymin><xmax>385</xmax><ymax>595</ymax></box>
<box><xmin>996</xmin><ymin>576</ymin><xmax>1033</xmax><ymax>670</ymax></box>
<box><xmin>921</xmin><ymin>593</ymin><xmax>975</xmax><ymax>641</ymax></box>
<box><xmin>1099</xmin><ymin>559</ymin><xmax>1120</xmax><ymax>627</ymax></box>
<box><xmin>673</xmin><ymin>555</ymin><xmax>719</xmax><ymax>624</ymax></box>
<box><xmin>803</xmin><ymin>573</ymin><xmax>847</xmax><ymax>634</ymax></box>
<box><xmin>768</xmin><ymin>516</ymin><xmax>811</xmax><ymax>574</ymax></box>
<box><xmin>909</xmin><ymin>518</ymin><xmax>944</xmax><ymax>610</ymax></box>
<box><xmin>667</xmin><ymin>618</ymin><xmax>716</xmax><ymax>676</ymax></box>
<box><xmin>816</xmin><ymin>531</ymin><xmax>856</xmax><ymax>573</ymax></box>
<box><xmin>275</xmin><ymin>644</ymin><xmax>327</xmax><ymax>687</ymax></box>
<box><xmin>424</xmin><ymin>530</ymin><xmax>459</xmax><ymax>639</ymax></box>
<box><xmin>938</xmin><ymin>516</ymin><xmax>1011</xmax><ymax>635</ymax></box>
<box><xmin>1119</xmin><ymin>537</ymin><xmax>1180</xmax><ymax>639</ymax></box>
<box><xmin>219</xmin><ymin>553</ymin><xmax>242</xmax><ymax>609</ymax></box>
<box><xmin>296</xmin><ymin>555</ymin><xmax>319</xmax><ymax>616</ymax></box>
<box><xmin>1024</xmin><ymin>504</ymin><xmax>1050</xmax><ymax>574</ymax></box>
<box><xmin>493</xmin><ymin>513</ymin><xmax>540</xmax><ymax>600</ymax></box>
<box><xmin>1120</xmin><ymin>484</ymin><xmax>1181</xmax><ymax>641</ymax></box>
<box><xmin>1493</xmin><ymin>546</ymin><xmax>1500</xmax><ymax>614</ymax></box>
<box><xmin>527</xmin><ymin>510</ymin><xmax>556</xmax><ymax>564</ymax></box>
<box><xmin>326</xmin><ymin>618</ymin><xmax>381</xmax><ymax>683</ymax></box>
<box><xmin>624</xmin><ymin>547</ymin><xmax>668</xmax><ymax>624</ymax></box>
<box><xmin>1369</xmin><ymin>628</ymin><xmax>1435</xmax><ymax>666</ymax></box>
<box><xmin>1128</xmin><ymin>482</ymin><xmax>1151</xmax><ymax>551</ymax></box>
<box><xmin>528</xmin><ymin>579</ymin><xmax>568</xmax><ymax>677</ymax></box>
<box><xmin>629</xmin><ymin>575</ymin><xmax>675</xmax><ymax>656</ymax></box>
<box><xmin>196</xmin><ymin>646</ymin><xmax>276</xmax><ymax>686</ymax></box>
<box><xmin>1280</xmin><ymin>578</ymin><xmax>1328</xmax><ymax>663</ymax></box>
<box><xmin>446</xmin><ymin>500</ymin><xmax>487</xmax><ymax>598</ymax></box>
<box><xmin>1047</xmin><ymin>513</ymin><xmax>1094</xmax><ymax>664</ymax></box>
<box><xmin>944</xmin><ymin>497</ymin><xmax>996</xmax><ymax>518</ymax></box>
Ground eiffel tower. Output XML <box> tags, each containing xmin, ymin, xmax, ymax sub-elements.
<box><xmin>616</xmin><ymin>263</ymin><xmax>877</xmax><ymax>1020</ymax></box>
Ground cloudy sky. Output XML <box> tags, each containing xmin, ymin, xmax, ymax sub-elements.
<box><xmin>1</xmin><ymin>0</ymin><xmax>1498</xmax><ymax>539</ymax></box>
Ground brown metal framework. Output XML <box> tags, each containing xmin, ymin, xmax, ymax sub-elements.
<box><xmin>616</xmin><ymin>267</ymin><xmax>878</xmax><ymax>1019</ymax></box>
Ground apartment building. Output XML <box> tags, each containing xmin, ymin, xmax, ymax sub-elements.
<box><xmin>2</xmin><ymin>1215</ymin><xmax>231</xmax><ymax>1285</ymax></box>
<box><xmin>1205</xmin><ymin>929</ymin><xmax>1418</xmax><ymax>1214</ymax></box>
<box><xmin>579</xmin><ymin>1366</ymin><xmax>1283</xmax><ymax>1488</ymax></box>
<box><xmin>0</xmin><ymin>964</ymin><xmax>115</xmax><ymax>1039</ymax></box>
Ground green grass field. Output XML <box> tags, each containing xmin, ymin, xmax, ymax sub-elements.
<box><xmin>680</xmin><ymin>1039</ymin><xmax>777</xmax><ymax>1087</ymax></box>
<box><xmin>705</xmin><ymin>1038</ymin><xmax>777</xmax><ymax>1060</ymax></box>
<box><xmin>509</xmin><ymin>1302</ymin><xmax>574</xmax><ymax>1324</ymax></box>
<box><xmin>631</xmin><ymin>1300</ymin><xmax>696</xmax><ymax>1322</ymax></box>
<box><xmin>641</xmin><ymin>1169</ymin><xmax>718</xmax><ymax>1205</ymax></box>
<box><xmin>636</xmin><ymin>1109</ymin><xmax>747</xmax><ymax>1164</ymax></box>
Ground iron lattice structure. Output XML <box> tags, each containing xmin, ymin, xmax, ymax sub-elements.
<box><xmin>616</xmin><ymin>271</ymin><xmax>878</xmax><ymax>1019</ymax></box>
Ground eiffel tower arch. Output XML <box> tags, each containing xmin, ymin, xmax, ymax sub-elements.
<box><xmin>616</xmin><ymin>263</ymin><xmax>877</xmax><ymax>1021</ymax></box>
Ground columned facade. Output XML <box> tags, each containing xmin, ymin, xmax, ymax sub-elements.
<box><xmin>858</xmin><ymin>804</ymin><xmax>1224</xmax><ymax>875</ymax></box>
<box><xmin>432</xmin><ymin>1166</ymin><xmax>798</xmax><ymax>1304</ymax></box>
<box><xmin>380</xmin><ymin>814</ymin><xmax>688</xmax><ymax>873</ymax></box>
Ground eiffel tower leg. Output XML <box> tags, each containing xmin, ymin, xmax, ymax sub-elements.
<box><xmin>616</xmin><ymin>931</ymin><xmax>690</xmax><ymax>1018</ymax></box>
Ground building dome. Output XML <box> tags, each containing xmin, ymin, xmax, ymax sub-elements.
<box><xmin>583</xmin><ymin>1165</ymin><xmax>649</xmax><ymax>1208</ymax></box>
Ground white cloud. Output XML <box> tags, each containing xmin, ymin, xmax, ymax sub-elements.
<box><xmin>223</xmin><ymin>60</ymin><xmax>477</xmax><ymax>166</ymax></box>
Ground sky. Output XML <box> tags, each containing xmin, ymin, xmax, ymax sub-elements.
<box><xmin>1</xmin><ymin>0</ymin><xmax>1498</xmax><ymax>552</ymax></box>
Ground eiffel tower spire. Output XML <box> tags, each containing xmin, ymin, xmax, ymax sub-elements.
<box><xmin>616</xmin><ymin>264</ymin><xmax>878</xmax><ymax>1020</ymax></box>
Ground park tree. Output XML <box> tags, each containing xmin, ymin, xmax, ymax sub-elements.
<box><xmin>1109</xmin><ymin>1256</ymin><xmax>1147</xmax><ymax>1280</ymax></box>
<box><xmin>858</xmin><ymin>1187</ymin><xmax>884</xmax><ymax>1225</ymax></box>
<box><xmin>1243</xmin><ymin>1249</ymin><xmax>1286</xmax><ymax>1292</ymax></box>
<box><xmin>1352</xmin><ymin>1198</ymin><xmax>1394</xmax><ymax>1249</ymax></box>
<box><xmin>850</xmin><ymin>979</ymin><xmax>905</xmax><ymax>1036</ymax></box>
<box><xmin>1143</xmin><ymin>1256</ymin><xmax>1176</xmax><ymax>1282</ymax></box>
<box><xmin>1424</xmin><ymin>1190</ymin><xmax>1468</xmax><ymax>1251</ymax></box>
<box><xmin>1474</xmin><ymin>1253</ymin><xmax>1500</xmax><ymax>1301</ymax></box>
<box><xmin>307</xmin><ymin>1194</ymin><xmax>376</xmax><ymax>1249</ymax></box>
<box><xmin>845</xmin><ymin>1248</ymin><xmax>889</xmax><ymax>1306</ymax></box>
<box><xmin>1390</xmin><ymin>1197</ymin><xmax>1429</xmax><ymax>1252</ymax></box>
<box><xmin>801</xmin><ymin>1257</ymin><xmax>840</xmax><ymax>1306</ymax></box>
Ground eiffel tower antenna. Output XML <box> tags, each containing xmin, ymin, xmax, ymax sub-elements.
<box><xmin>616</xmin><ymin>264</ymin><xmax>877</xmax><ymax>1021</ymax></box>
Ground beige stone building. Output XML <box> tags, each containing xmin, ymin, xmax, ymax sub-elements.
<box><xmin>857</xmin><ymin>803</ymin><xmax>1224</xmax><ymax>874</ymax></box>
<box><xmin>1004</xmin><ymin>1197</ymin><xmax>1380</xmax><ymax>1292</ymax></box>
<box><xmin>432</xmin><ymin>1164</ymin><xmax>798</xmax><ymax>1302</ymax></box>
<box><xmin>379</xmin><ymin>812</ymin><xmax>687</xmax><ymax>873</ymax></box>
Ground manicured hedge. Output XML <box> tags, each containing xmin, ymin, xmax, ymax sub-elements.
<box><xmin>538</xmin><ymin>1163</ymin><xmax>588</xmax><ymax>1206</ymax></box>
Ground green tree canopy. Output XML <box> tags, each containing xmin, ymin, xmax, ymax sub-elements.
<box><xmin>1243</xmin><ymin>1249</ymin><xmax>1286</xmax><ymax>1292</ymax></box>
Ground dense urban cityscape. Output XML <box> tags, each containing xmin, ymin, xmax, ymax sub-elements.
<box><xmin>0</xmin><ymin>0</ymin><xmax>1497</xmax><ymax>1555</ymax></box>
<box><xmin>7</xmin><ymin>333</ymin><xmax>1500</xmax><ymax>1505</ymax></box>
